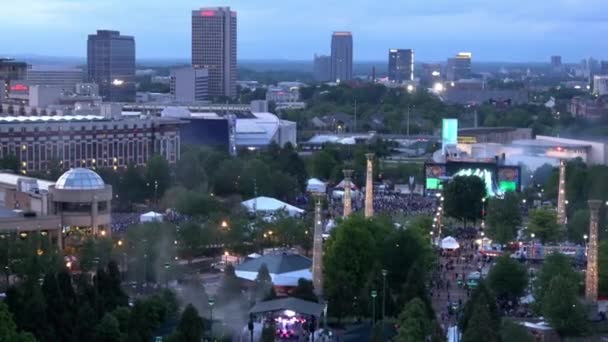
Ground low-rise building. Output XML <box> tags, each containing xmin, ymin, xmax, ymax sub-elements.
<box><xmin>593</xmin><ymin>75</ymin><xmax>608</xmax><ymax>96</ymax></box>
<box><xmin>0</xmin><ymin>168</ymin><xmax>113</xmax><ymax>249</ymax></box>
<box><xmin>0</xmin><ymin>115</ymin><xmax>181</xmax><ymax>173</ymax></box>
<box><xmin>569</xmin><ymin>96</ymin><xmax>608</xmax><ymax>119</ymax></box>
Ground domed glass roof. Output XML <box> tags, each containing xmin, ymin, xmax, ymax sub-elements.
<box><xmin>55</xmin><ymin>168</ymin><xmax>105</xmax><ymax>190</ymax></box>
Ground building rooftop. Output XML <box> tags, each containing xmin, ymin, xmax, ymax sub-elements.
<box><xmin>0</xmin><ymin>115</ymin><xmax>105</xmax><ymax>123</ymax></box>
<box><xmin>55</xmin><ymin>168</ymin><xmax>105</xmax><ymax>190</ymax></box>
<box><xmin>511</xmin><ymin>139</ymin><xmax>591</xmax><ymax>149</ymax></box>
<box><xmin>235</xmin><ymin>253</ymin><xmax>312</xmax><ymax>274</ymax></box>
<box><xmin>0</xmin><ymin>173</ymin><xmax>54</xmax><ymax>191</ymax></box>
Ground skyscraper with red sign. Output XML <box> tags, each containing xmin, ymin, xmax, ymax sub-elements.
<box><xmin>192</xmin><ymin>7</ymin><xmax>237</xmax><ymax>99</ymax></box>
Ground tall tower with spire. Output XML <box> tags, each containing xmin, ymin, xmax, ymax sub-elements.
<box><xmin>342</xmin><ymin>169</ymin><xmax>353</xmax><ymax>217</ymax></box>
<box><xmin>586</xmin><ymin>200</ymin><xmax>602</xmax><ymax>302</ymax></box>
<box><xmin>364</xmin><ymin>153</ymin><xmax>374</xmax><ymax>218</ymax></box>
<box><xmin>557</xmin><ymin>160</ymin><xmax>567</xmax><ymax>225</ymax></box>
<box><xmin>312</xmin><ymin>194</ymin><xmax>324</xmax><ymax>296</ymax></box>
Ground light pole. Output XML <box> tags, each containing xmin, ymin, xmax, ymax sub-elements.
<box><xmin>164</xmin><ymin>262</ymin><xmax>170</xmax><ymax>288</ymax></box>
<box><xmin>371</xmin><ymin>290</ymin><xmax>377</xmax><ymax>325</ymax></box>
<box><xmin>208</xmin><ymin>297</ymin><xmax>215</xmax><ymax>339</ymax></box>
<box><xmin>381</xmin><ymin>269</ymin><xmax>388</xmax><ymax>321</ymax></box>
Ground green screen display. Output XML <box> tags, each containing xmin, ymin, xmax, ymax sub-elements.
<box><xmin>426</xmin><ymin>178</ymin><xmax>441</xmax><ymax>189</ymax></box>
<box><xmin>499</xmin><ymin>181</ymin><xmax>517</xmax><ymax>192</ymax></box>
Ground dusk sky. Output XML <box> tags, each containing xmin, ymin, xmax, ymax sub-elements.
<box><xmin>2</xmin><ymin>0</ymin><xmax>608</xmax><ymax>62</ymax></box>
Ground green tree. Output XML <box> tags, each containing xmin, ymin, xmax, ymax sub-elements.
<box><xmin>212</xmin><ymin>159</ymin><xmax>244</xmax><ymax>196</ymax></box>
<box><xmin>486</xmin><ymin>192</ymin><xmax>522</xmax><ymax>244</ymax></box>
<box><xmin>290</xmin><ymin>278</ymin><xmax>318</xmax><ymax>302</ymax></box>
<box><xmin>461</xmin><ymin>294</ymin><xmax>500</xmax><ymax>342</ymax></box>
<box><xmin>444</xmin><ymin>175</ymin><xmax>487</xmax><ymax>228</ymax></box>
<box><xmin>79</xmin><ymin>237</ymin><xmax>114</xmax><ymax>272</ymax></box>
<box><xmin>169</xmin><ymin>304</ymin><xmax>205</xmax><ymax>342</ymax></box>
<box><xmin>533</xmin><ymin>253</ymin><xmax>580</xmax><ymax>309</ymax></box>
<box><xmin>145</xmin><ymin>154</ymin><xmax>171</xmax><ymax>201</ymax></box>
<box><xmin>541</xmin><ymin>275</ymin><xmax>587</xmax><ymax>336</ymax></box>
<box><xmin>176</xmin><ymin>149</ymin><xmax>208</xmax><ymax>190</ymax></box>
<box><xmin>395</xmin><ymin>298</ymin><xmax>431</xmax><ymax>342</ymax></box>
<box><xmin>600</xmin><ymin>241</ymin><xmax>608</xmax><ymax>297</ymax></box>
<box><xmin>119</xmin><ymin>163</ymin><xmax>147</xmax><ymax>207</ymax></box>
<box><xmin>95</xmin><ymin>313</ymin><xmax>122</xmax><ymax>342</ymax></box>
<box><xmin>487</xmin><ymin>256</ymin><xmax>528</xmax><ymax>300</ymax></box>
<box><xmin>528</xmin><ymin>208</ymin><xmax>561</xmax><ymax>243</ymax></box>
<box><xmin>0</xmin><ymin>302</ymin><xmax>36</xmax><ymax>342</ymax></box>
<box><xmin>500</xmin><ymin>319</ymin><xmax>534</xmax><ymax>342</ymax></box>
<box><xmin>323</xmin><ymin>215</ymin><xmax>376</xmax><ymax>321</ymax></box>
<box><xmin>310</xmin><ymin>150</ymin><xmax>339</xmax><ymax>181</ymax></box>
<box><xmin>459</xmin><ymin>282</ymin><xmax>499</xmax><ymax>333</ymax></box>
<box><xmin>217</xmin><ymin>264</ymin><xmax>242</xmax><ymax>305</ymax></box>
<box><xmin>567</xmin><ymin>209</ymin><xmax>589</xmax><ymax>244</ymax></box>
<box><xmin>253</xmin><ymin>264</ymin><xmax>276</xmax><ymax>302</ymax></box>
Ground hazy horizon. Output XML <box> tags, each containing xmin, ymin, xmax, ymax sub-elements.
<box><xmin>1</xmin><ymin>0</ymin><xmax>608</xmax><ymax>63</ymax></box>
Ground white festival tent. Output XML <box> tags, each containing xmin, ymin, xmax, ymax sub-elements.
<box><xmin>306</xmin><ymin>178</ymin><xmax>327</xmax><ymax>193</ymax></box>
<box><xmin>140</xmin><ymin>211</ymin><xmax>163</xmax><ymax>223</ymax></box>
<box><xmin>335</xmin><ymin>179</ymin><xmax>357</xmax><ymax>190</ymax></box>
<box><xmin>241</xmin><ymin>196</ymin><xmax>305</xmax><ymax>217</ymax></box>
<box><xmin>441</xmin><ymin>236</ymin><xmax>460</xmax><ymax>250</ymax></box>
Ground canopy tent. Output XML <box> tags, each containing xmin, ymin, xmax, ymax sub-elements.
<box><xmin>241</xmin><ymin>196</ymin><xmax>305</xmax><ymax>217</ymax></box>
<box><xmin>306</xmin><ymin>178</ymin><xmax>326</xmax><ymax>193</ymax></box>
<box><xmin>335</xmin><ymin>179</ymin><xmax>357</xmax><ymax>190</ymax></box>
<box><xmin>441</xmin><ymin>236</ymin><xmax>460</xmax><ymax>250</ymax></box>
<box><xmin>249</xmin><ymin>297</ymin><xmax>324</xmax><ymax>317</ymax></box>
<box><xmin>140</xmin><ymin>211</ymin><xmax>163</xmax><ymax>223</ymax></box>
<box><xmin>235</xmin><ymin>254</ymin><xmax>312</xmax><ymax>286</ymax></box>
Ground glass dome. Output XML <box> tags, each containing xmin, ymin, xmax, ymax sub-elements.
<box><xmin>55</xmin><ymin>168</ymin><xmax>105</xmax><ymax>190</ymax></box>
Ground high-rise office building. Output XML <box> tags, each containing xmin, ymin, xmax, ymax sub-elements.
<box><xmin>170</xmin><ymin>67</ymin><xmax>209</xmax><ymax>102</ymax></box>
<box><xmin>313</xmin><ymin>54</ymin><xmax>331</xmax><ymax>82</ymax></box>
<box><xmin>446</xmin><ymin>52</ymin><xmax>472</xmax><ymax>81</ymax></box>
<box><xmin>600</xmin><ymin>60</ymin><xmax>608</xmax><ymax>75</ymax></box>
<box><xmin>388</xmin><ymin>49</ymin><xmax>414</xmax><ymax>82</ymax></box>
<box><xmin>87</xmin><ymin>30</ymin><xmax>135</xmax><ymax>102</ymax></box>
<box><xmin>551</xmin><ymin>55</ymin><xmax>562</xmax><ymax>68</ymax></box>
<box><xmin>192</xmin><ymin>7</ymin><xmax>237</xmax><ymax>99</ymax></box>
<box><xmin>0</xmin><ymin>58</ymin><xmax>28</xmax><ymax>102</ymax></box>
<box><xmin>330</xmin><ymin>32</ymin><xmax>353</xmax><ymax>82</ymax></box>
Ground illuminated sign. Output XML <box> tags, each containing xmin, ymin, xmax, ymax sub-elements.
<box><xmin>458</xmin><ymin>136</ymin><xmax>477</xmax><ymax>144</ymax></box>
<box><xmin>10</xmin><ymin>84</ymin><xmax>28</xmax><ymax>92</ymax></box>
<box><xmin>200</xmin><ymin>10</ymin><xmax>216</xmax><ymax>16</ymax></box>
<box><xmin>442</xmin><ymin>119</ymin><xmax>458</xmax><ymax>154</ymax></box>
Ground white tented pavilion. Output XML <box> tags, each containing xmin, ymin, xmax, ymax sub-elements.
<box><xmin>241</xmin><ymin>196</ymin><xmax>305</xmax><ymax>217</ymax></box>
<box><xmin>441</xmin><ymin>236</ymin><xmax>460</xmax><ymax>250</ymax></box>
<box><xmin>306</xmin><ymin>178</ymin><xmax>326</xmax><ymax>193</ymax></box>
<box><xmin>140</xmin><ymin>211</ymin><xmax>163</xmax><ymax>223</ymax></box>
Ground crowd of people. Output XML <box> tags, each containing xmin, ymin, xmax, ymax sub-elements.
<box><xmin>111</xmin><ymin>212</ymin><xmax>140</xmax><ymax>233</ymax></box>
<box><xmin>326</xmin><ymin>189</ymin><xmax>437</xmax><ymax>218</ymax></box>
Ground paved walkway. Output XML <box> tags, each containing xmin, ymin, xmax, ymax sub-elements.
<box><xmin>430</xmin><ymin>239</ymin><xmax>484</xmax><ymax>331</ymax></box>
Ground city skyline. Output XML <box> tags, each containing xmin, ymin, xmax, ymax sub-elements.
<box><xmin>2</xmin><ymin>0</ymin><xmax>608</xmax><ymax>62</ymax></box>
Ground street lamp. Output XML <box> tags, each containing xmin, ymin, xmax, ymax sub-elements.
<box><xmin>208</xmin><ymin>297</ymin><xmax>215</xmax><ymax>338</ymax></box>
<box><xmin>221</xmin><ymin>220</ymin><xmax>229</xmax><ymax>229</ymax></box>
<box><xmin>381</xmin><ymin>270</ymin><xmax>388</xmax><ymax>321</ymax></box>
<box><xmin>371</xmin><ymin>290</ymin><xmax>378</xmax><ymax>325</ymax></box>
<box><xmin>164</xmin><ymin>262</ymin><xmax>170</xmax><ymax>288</ymax></box>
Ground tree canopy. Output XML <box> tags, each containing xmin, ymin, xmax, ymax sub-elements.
<box><xmin>444</xmin><ymin>176</ymin><xmax>487</xmax><ymax>227</ymax></box>
<box><xmin>487</xmin><ymin>256</ymin><xmax>528</xmax><ymax>300</ymax></box>
<box><xmin>486</xmin><ymin>192</ymin><xmax>522</xmax><ymax>244</ymax></box>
